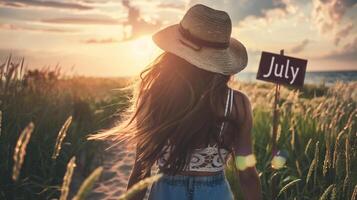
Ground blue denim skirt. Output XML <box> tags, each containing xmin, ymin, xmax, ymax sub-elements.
<box><xmin>148</xmin><ymin>171</ymin><xmax>234</xmax><ymax>200</ymax></box>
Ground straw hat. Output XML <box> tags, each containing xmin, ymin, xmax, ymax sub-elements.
<box><xmin>152</xmin><ymin>4</ymin><xmax>248</xmax><ymax>75</ymax></box>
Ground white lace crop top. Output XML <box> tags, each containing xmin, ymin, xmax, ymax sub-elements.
<box><xmin>157</xmin><ymin>88</ymin><xmax>234</xmax><ymax>172</ymax></box>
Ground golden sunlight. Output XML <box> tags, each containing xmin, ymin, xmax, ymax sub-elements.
<box><xmin>131</xmin><ymin>35</ymin><xmax>160</xmax><ymax>60</ymax></box>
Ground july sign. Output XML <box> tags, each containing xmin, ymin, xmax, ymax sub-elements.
<box><xmin>256</xmin><ymin>51</ymin><xmax>307</xmax><ymax>87</ymax></box>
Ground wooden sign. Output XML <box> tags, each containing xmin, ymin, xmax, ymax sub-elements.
<box><xmin>256</xmin><ymin>51</ymin><xmax>307</xmax><ymax>87</ymax></box>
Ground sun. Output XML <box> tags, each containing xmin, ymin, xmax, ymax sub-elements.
<box><xmin>131</xmin><ymin>35</ymin><xmax>160</xmax><ymax>59</ymax></box>
<box><xmin>127</xmin><ymin>35</ymin><xmax>162</xmax><ymax>74</ymax></box>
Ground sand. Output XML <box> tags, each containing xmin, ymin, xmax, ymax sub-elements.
<box><xmin>70</xmin><ymin>141</ymin><xmax>155</xmax><ymax>200</ymax></box>
<box><xmin>86</xmin><ymin>142</ymin><xmax>136</xmax><ymax>200</ymax></box>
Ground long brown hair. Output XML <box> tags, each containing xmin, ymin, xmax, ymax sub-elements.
<box><xmin>91</xmin><ymin>52</ymin><xmax>238</xmax><ymax>175</ymax></box>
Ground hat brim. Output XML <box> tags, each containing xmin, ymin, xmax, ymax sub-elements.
<box><xmin>152</xmin><ymin>24</ymin><xmax>248</xmax><ymax>75</ymax></box>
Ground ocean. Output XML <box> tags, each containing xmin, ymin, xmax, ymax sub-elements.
<box><xmin>235</xmin><ymin>71</ymin><xmax>357</xmax><ymax>85</ymax></box>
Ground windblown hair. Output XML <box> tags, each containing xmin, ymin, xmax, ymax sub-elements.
<box><xmin>91</xmin><ymin>52</ymin><xmax>238</xmax><ymax>176</ymax></box>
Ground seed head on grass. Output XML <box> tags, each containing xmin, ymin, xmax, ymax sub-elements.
<box><xmin>331</xmin><ymin>185</ymin><xmax>337</xmax><ymax>200</ymax></box>
<box><xmin>304</xmin><ymin>138</ymin><xmax>312</xmax><ymax>156</ymax></box>
<box><xmin>52</xmin><ymin>116</ymin><xmax>73</xmax><ymax>160</ymax></box>
<box><xmin>351</xmin><ymin>185</ymin><xmax>357</xmax><ymax>200</ymax></box>
<box><xmin>343</xmin><ymin>110</ymin><xmax>356</xmax><ymax>131</ymax></box>
<box><xmin>12</xmin><ymin>122</ymin><xmax>35</xmax><ymax>181</ymax></box>
<box><xmin>343</xmin><ymin>135</ymin><xmax>351</xmax><ymax>197</ymax></box>
<box><xmin>59</xmin><ymin>157</ymin><xmax>76</xmax><ymax>200</ymax></box>
<box><xmin>306</xmin><ymin>141</ymin><xmax>320</xmax><ymax>185</ymax></box>
<box><xmin>72</xmin><ymin>166</ymin><xmax>103</xmax><ymax>200</ymax></box>
<box><xmin>323</xmin><ymin>142</ymin><xmax>331</xmax><ymax>177</ymax></box>
<box><xmin>313</xmin><ymin>141</ymin><xmax>320</xmax><ymax>185</ymax></box>
<box><xmin>319</xmin><ymin>184</ymin><xmax>335</xmax><ymax>200</ymax></box>
<box><xmin>118</xmin><ymin>173</ymin><xmax>163</xmax><ymax>200</ymax></box>
<box><xmin>306</xmin><ymin>159</ymin><xmax>316</xmax><ymax>185</ymax></box>
<box><xmin>333</xmin><ymin>130</ymin><xmax>344</xmax><ymax>169</ymax></box>
<box><xmin>277</xmin><ymin>179</ymin><xmax>301</xmax><ymax>198</ymax></box>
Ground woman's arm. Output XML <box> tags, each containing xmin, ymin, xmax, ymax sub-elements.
<box><xmin>126</xmin><ymin>147</ymin><xmax>151</xmax><ymax>200</ymax></box>
<box><xmin>232</xmin><ymin>91</ymin><xmax>262</xmax><ymax>200</ymax></box>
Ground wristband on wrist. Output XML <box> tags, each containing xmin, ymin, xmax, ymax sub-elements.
<box><xmin>235</xmin><ymin>154</ymin><xmax>257</xmax><ymax>171</ymax></box>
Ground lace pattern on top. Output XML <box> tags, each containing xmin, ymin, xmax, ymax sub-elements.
<box><xmin>157</xmin><ymin>88</ymin><xmax>234</xmax><ymax>172</ymax></box>
<box><xmin>157</xmin><ymin>144</ymin><xmax>230</xmax><ymax>172</ymax></box>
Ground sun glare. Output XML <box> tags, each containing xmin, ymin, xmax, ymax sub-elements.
<box><xmin>131</xmin><ymin>36</ymin><xmax>159</xmax><ymax>57</ymax></box>
<box><xmin>129</xmin><ymin>36</ymin><xmax>161</xmax><ymax>71</ymax></box>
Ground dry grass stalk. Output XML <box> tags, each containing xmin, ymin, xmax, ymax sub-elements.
<box><xmin>323</xmin><ymin>141</ymin><xmax>331</xmax><ymax>177</ymax></box>
<box><xmin>333</xmin><ymin>130</ymin><xmax>344</xmax><ymax>169</ymax></box>
<box><xmin>304</xmin><ymin>138</ymin><xmax>312</xmax><ymax>156</ymax></box>
<box><xmin>0</xmin><ymin>110</ymin><xmax>2</xmax><ymax>137</ymax></box>
<box><xmin>343</xmin><ymin>175</ymin><xmax>350</xmax><ymax>199</ymax></box>
<box><xmin>313</xmin><ymin>141</ymin><xmax>320</xmax><ymax>185</ymax></box>
<box><xmin>290</xmin><ymin>122</ymin><xmax>296</xmax><ymax>151</ymax></box>
<box><xmin>72</xmin><ymin>166</ymin><xmax>103</xmax><ymax>200</ymax></box>
<box><xmin>319</xmin><ymin>184</ymin><xmax>335</xmax><ymax>200</ymax></box>
<box><xmin>345</xmin><ymin>135</ymin><xmax>351</xmax><ymax>175</ymax></box>
<box><xmin>12</xmin><ymin>122</ymin><xmax>35</xmax><ymax>181</ymax></box>
<box><xmin>306</xmin><ymin>141</ymin><xmax>320</xmax><ymax>185</ymax></box>
<box><xmin>306</xmin><ymin>159</ymin><xmax>316</xmax><ymax>184</ymax></box>
<box><xmin>343</xmin><ymin>135</ymin><xmax>351</xmax><ymax>197</ymax></box>
<box><xmin>52</xmin><ymin>116</ymin><xmax>73</xmax><ymax>160</ymax></box>
<box><xmin>331</xmin><ymin>185</ymin><xmax>337</xmax><ymax>200</ymax></box>
<box><xmin>59</xmin><ymin>157</ymin><xmax>76</xmax><ymax>200</ymax></box>
<box><xmin>118</xmin><ymin>173</ymin><xmax>163</xmax><ymax>200</ymax></box>
<box><xmin>295</xmin><ymin>160</ymin><xmax>302</xmax><ymax>177</ymax></box>
<box><xmin>351</xmin><ymin>185</ymin><xmax>357</xmax><ymax>200</ymax></box>
<box><xmin>277</xmin><ymin>179</ymin><xmax>301</xmax><ymax>197</ymax></box>
<box><xmin>343</xmin><ymin>110</ymin><xmax>356</xmax><ymax>131</ymax></box>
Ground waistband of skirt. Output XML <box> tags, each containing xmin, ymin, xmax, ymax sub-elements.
<box><xmin>160</xmin><ymin>171</ymin><xmax>226</xmax><ymax>186</ymax></box>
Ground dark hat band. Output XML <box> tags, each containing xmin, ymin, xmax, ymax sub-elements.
<box><xmin>178</xmin><ymin>23</ymin><xmax>229</xmax><ymax>50</ymax></box>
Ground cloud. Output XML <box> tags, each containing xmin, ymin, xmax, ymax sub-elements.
<box><xmin>312</xmin><ymin>0</ymin><xmax>357</xmax><ymax>44</ymax></box>
<box><xmin>188</xmin><ymin>0</ymin><xmax>291</xmax><ymax>24</ymax></box>
<box><xmin>120</xmin><ymin>0</ymin><xmax>162</xmax><ymax>40</ymax></box>
<box><xmin>157</xmin><ymin>2</ymin><xmax>186</xmax><ymax>10</ymax></box>
<box><xmin>75</xmin><ymin>0</ymin><xmax>116</xmax><ymax>3</ymax></box>
<box><xmin>290</xmin><ymin>39</ymin><xmax>310</xmax><ymax>54</ymax></box>
<box><xmin>41</xmin><ymin>17</ymin><xmax>122</xmax><ymax>25</ymax></box>
<box><xmin>82</xmin><ymin>38</ymin><xmax>118</xmax><ymax>44</ymax></box>
<box><xmin>0</xmin><ymin>0</ymin><xmax>93</xmax><ymax>10</ymax></box>
<box><xmin>1</xmin><ymin>1</ymin><xmax>23</xmax><ymax>7</ymax></box>
<box><xmin>321</xmin><ymin>37</ymin><xmax>357</xmax><ymax>61</ymax></box>
<box><xmin>334</xmin><ymin>23</ymin><xmax>354</xmax><ymax>45</ymax></box>
<box><xmin>0</xmin><ymin>23</ymin><xmax>79</xmax><ymax>33</ymax></box>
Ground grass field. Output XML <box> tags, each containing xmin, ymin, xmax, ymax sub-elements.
<box><xmin>226</xmin><ymin>81</ymin><xmax>356</xmax><ymax>200</ymax></box>
<box><xmin>0</xmin><ymin>57</ymin><xmax>356</xmax><ymax>200</ymax></box>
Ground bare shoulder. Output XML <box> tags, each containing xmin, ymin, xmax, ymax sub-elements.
<box><xmin>231</xmin><ymin>89</ymin><xmax>252</xmax><ymax>112</ymax></box>
<box><xmin>231</xmin><ymin>89</ymin><xmax>250</xmax><ymax>105</ymax></box>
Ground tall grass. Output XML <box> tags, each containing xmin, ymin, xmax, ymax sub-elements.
<box><xmin>52</xmin><ymin>116</ymin><xmax>73</xmax><ymax>160</ymax></box>
<box><xmin>59</xmin><ymin>157</ymin><xmax>76</xmax><ymax>200</ymax></box>
<box><xmin>0</xmin><ymin>56</ymin><xmax>130</xmax><ymax>199</ymax></box>
<box><xmin>0</xmin><ymin>55</ymin><xmax>355</xmax><ymax>199</ymax></box>
<box><xmin>118</xmin><ymin>174</ymin><xmax>163</xmax><ymax>200</ymax></box>
<box><xmin>226</xmin><ymin>81</ymin><xmax>357</xmax><ymax>200</ymax></box>
<box><xmin>72</xmin><ymin>166</ymin><xmax>104</xmax><ymax>200</ymax></box>
<box><xmin>12</xmin><ymin>122</ymin><xmax>35</xmax><ymax>181</ymax></box>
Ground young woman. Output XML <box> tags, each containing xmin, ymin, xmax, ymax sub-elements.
<box><xmin>94</xmin><ymin>4</ymin><xmax>261</xmax><ymax>200</ymax></box>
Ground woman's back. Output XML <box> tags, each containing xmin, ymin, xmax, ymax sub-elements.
<box><xmin>129</xmin><ymin>52</ymin><xmax>236</xmax><ymax>175</ymax></box>
<box><xmin>93</xmin><ymin>4</ymin><xmax>261</xmax><ymax>200</ymax></box>
<box><xmin>157</xmin><ymin>88</ymin><xmax>234</xmax><ymax>173</ymax></box>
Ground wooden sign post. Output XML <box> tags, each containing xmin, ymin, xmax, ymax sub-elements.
<box><xmin>257</xmin><ymin>49</ymin><xmax>307</xmax><ymax>199</ymax></box>
<box><xmin>256</xmin><ymin>50</ymin><xmax>307</xmax><ymax>155</ymax></box>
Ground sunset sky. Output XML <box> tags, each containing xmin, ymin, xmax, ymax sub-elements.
<box><xmin>0</xmin><ymin>0</ymin><xmax>356</xmax><ymax>77</ymax></box>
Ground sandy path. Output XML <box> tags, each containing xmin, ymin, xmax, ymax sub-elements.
<box><xmin>86</xmin><ymin>142</ymin><xmax>136</xmax><ymax>200</ymax></box>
